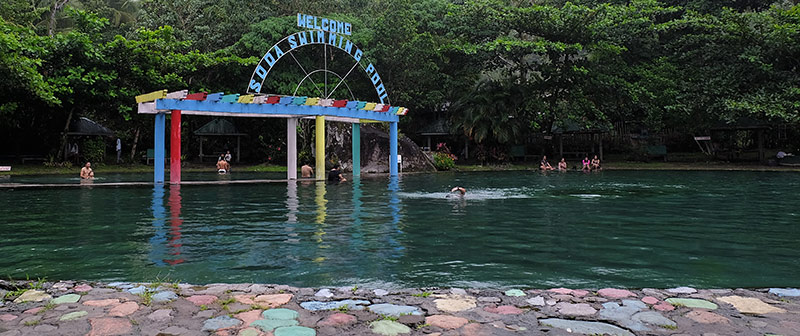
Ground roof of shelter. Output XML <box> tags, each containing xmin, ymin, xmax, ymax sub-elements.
<box><xmin>194</xmin><ymin>119</ymin><xmax>247</xmax><ymax>136</ymax></box>
<box><xmin>68</xmin><ymin>117</ymin><xmax>114</xmax><ymax>136</ymax></box>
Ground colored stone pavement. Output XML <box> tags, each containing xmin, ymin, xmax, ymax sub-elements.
<box><xmin>1</xmin><ymin>280</ymin><xmax>800</xmax><ymax>335</ymax></box>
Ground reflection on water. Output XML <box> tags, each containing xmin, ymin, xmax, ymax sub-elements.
<box><xmin>2</xmin><ymin>171</ymin><xmax>800</xmax><ymax>288</ymax></box>
<box><xmin>167</xmin><ymin>185</ymin><xmax>184</xmax><ymax>265</ymax></box>
<box><xmin>149</xmin><ymin>187</ymin><xmax>167</xmax><ymax>267</ymax></box>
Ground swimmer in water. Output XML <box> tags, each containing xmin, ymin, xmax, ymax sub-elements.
<box><xmin>450</xmin><ymin>187</ymin><xmax>466</xmax><ymax>195</ymax></box>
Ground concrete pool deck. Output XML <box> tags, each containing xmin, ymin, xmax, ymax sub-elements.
<box><xmin>1</xmin><ymin>281</ymin><xmax>799</xmax><ymax>335</ymax></box>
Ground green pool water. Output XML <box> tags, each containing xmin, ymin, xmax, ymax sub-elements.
<box><xmin>1</xmin><ymin>170</ymin><xmax>798</xmax><ymax>289</ymax></box>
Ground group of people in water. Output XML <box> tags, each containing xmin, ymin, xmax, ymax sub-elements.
<box><xmin>216</xmin><ymin>151</ymin><xmax>233</xmax><ymax>174</ymax></box>
<box><xmin>300</xmin><ymin>163</ymin><xmax>346</xmax><ymax>182</ymax></box>
<box><xmin>540</xmin><ymin>155</ymin><xmax>601</xmax><ymax>171</ymax></box>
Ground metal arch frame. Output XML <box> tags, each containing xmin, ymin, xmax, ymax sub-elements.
<box><xmin>293</xmin><ymin>69</ymin><xmax>356</xmax><ymax>101</ymax></box>
<box><xmin>247</xmin><ymin>30</ymin><xmax>390</xmax><ymax>105</ymax></box>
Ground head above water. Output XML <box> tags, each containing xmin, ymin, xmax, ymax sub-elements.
<box><xmin>85</xmin><ymin>162</ymin><xmax>91</xmax><ymax>168</ymax></box>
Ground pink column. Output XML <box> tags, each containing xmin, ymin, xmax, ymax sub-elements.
<box><xmin>170</xmin><ymin>109</ymin><xmax>181</xmax><ymax>184</ymax></box>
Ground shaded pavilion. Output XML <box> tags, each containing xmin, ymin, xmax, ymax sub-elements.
<box><xmin>64</xmin><ymin>117</ymin><xmax>114</xmax><ymax>163</ymax></box>
<box><xmin>194</xmin><ymin>119</ymin><xmax>247</xmax><ymax>163</ymax></box>
<box><xmin>709</xmin><ymin>118</ymin><xmax>771</xmax><ymax>162</ymax></box>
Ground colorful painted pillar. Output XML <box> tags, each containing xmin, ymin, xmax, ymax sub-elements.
<box><xmin>315</xmin><ymin>116</ymin><xmax>325</xmax><ymax>181</ymax></box>
<box><xmin>287</xmin><ymin>118</ymin><xmax>298</xmax><ymax>180</ymax></box>
<box><xmin>154</xmin><ymin>112</ymin><xmax>166</xmax><ymax>184</ymax></box>
<box><xmin>352</xmin><ymin>123</ymin><xmax>361</xmax><ymax>177</ymax></box>
<box><xmin>389</xmin><ymin>121</ymin><xmax>398</xmax><ymax>176</ymax></box>
<box><xmin>170</xmin><ymin>110</ymin><xmax>181</xmax><ymax>184</ymax></box>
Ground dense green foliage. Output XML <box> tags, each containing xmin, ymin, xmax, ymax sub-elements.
<box><xmin>1</xmin><ymin>0</ymin><xmax>798</xmax><ymax>161</ymax></box>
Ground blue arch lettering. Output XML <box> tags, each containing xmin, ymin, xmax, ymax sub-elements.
<box><xmin>247</xmin><ymin>30</ymin><xmax>390</xmax><ymax>104</ymax></box>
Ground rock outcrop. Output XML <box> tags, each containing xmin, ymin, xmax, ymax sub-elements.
<box><xmin>325</xmin><ymin>123</ymin><xmax>435</xmax><ymax>173</ymax></box>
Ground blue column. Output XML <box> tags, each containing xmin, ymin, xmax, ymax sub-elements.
<box><xmin>352</xmin><ymin>123</ymin><xmax>361</xmax><ymax>177</ymax></box>
<box><xmin>389</xmin><ymin>121</ymin><xmax>398</xmax><ymax>176</ymax></box>
<box><xmin>154</xmin><ymin>112</ymin><xmax>166</xmax><ymax>184</ymax></box>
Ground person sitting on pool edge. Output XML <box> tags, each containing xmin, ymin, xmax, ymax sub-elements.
<box><xmin>328</xmin><ymin>164</ymin><xmax>347</xmax><ymax>182</ymax></box>
<box><xmin>216</xmin><ymin>156</ymin><xmax>230</xmax><ymax>174</ymax></box>
<box><xmin>450</xmin><ymin>186</ymin><xmax>466</xmax><ymax>195</ymax></box>
<box><xmin>557</xmin><ymin>158</ymin><xmax>568</xmax><ymax>171</ymax></box>
<box><xmin>80</xmin><ymin>162</ymin><xmax>94</xmax><ymax>179</ymax></box>
<box><xmin>581</xmin><ymin>156</ymin><xmax>591</xmax><ymax>171</ymax></box>
<box><xmin>591</xmin><ymin>155</ymin><xmax>602</xmax><ymax>170</ymax></box>
<box><xmin>540</xmin><ymin>156</ymin><xmax>555</xmax><ymax>170</ymax></box>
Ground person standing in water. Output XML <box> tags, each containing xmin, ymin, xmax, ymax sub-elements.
<box><xmin>301</xmin><ymin>163</ymin><xmax>313</xmax><ymax>178</ymax></box>
<box><xmin>80</xmin><ymin>162</ymin><xmax>95</xmax><ymax>179</ymax></box>
<box><xmin>328</xmin><ymin>164</ymin><xmax>347</xmax><ymax>182</ymax></box>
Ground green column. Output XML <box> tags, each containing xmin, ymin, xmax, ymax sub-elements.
<box><xmin>352</xmin><ymin>123</ymin><xmax>360</xmax><ymax>177</ymax></box>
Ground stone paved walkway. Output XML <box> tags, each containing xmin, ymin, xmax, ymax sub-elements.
<box><xmin>2</xmin><ymin>281</ymin><xmax>799</xmax><ymax>335</ymax></box>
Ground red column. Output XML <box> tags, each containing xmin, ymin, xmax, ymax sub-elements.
<box><xmin>170</xmin><ymin>109</ymin><xmax>181</xmax><ymax>184</ymax></box>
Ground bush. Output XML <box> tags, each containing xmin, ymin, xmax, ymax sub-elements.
<box><xmin>433</xmin><ymin>152</ymin><xmax>456</xmax><ymax>170</ymax></box>
<box><xmin>83</xmin><ymin>138</ymin><xmax>106</xmax><ymax>163</ymax></box>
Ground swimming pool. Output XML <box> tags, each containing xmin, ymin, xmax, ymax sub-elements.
<box><xmin>1</xmin><ymin>170</ymin><xmax>798</xmax><ymax>288</ymax></box>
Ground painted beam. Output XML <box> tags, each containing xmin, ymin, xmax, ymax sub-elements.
<box><xmin>362</xmin><ymin>102</ymin><xmax>376</xmax><ymax>110</ymax></box>
<box><xmin>352</xmin><ymin>123</ymin><xmax>361</xmax><ymax>177</ymax></box>
<box><xmin>266</xmin><ymin>96</ymin><xmax>281</xmax><ymax>104</ymax></box>
<box><xmin>151</xmin><ymin>100</ymin><xmax>400</xmax><ymax>122</ymax></box>
<box><xmin>220</xmin><ymin>94</ymin><xmax>240</xmax><ymax>103</ymax></box>
<box><xmin>292</xmin><ymin>97</ymin><xmax>307</xmax><ymax>105</ymax></box>
<box><xmin>287</xmin><ymin>118</ymin><xmax>297</xmax><ymax>180</ymax></box>
<box><xmin>319</xmin><ymin>98</ymin><xmax>334</xmax><ymax>107</ymax></box>
<box><xmin>237</xmin><ymin>94</ymin><xmax>254</xmax><ymax>103</ymax></box>
<box><xmin>356</xmin><ymin>101</ymin><xmax>367</xmax><ymax>109</ymax></box>
<box><xmin>252</xmin><ymin>95</ymin><xmax>267</xmax><ymax>104</ymax></box>
<box><xmin>207</xmin><ymin>92</ymin><xmax>224</xmax><ymax>102</ymax></box>
<box><xmin>280</xmin><ymin>97</ymin><xmax>295</xmax><ymax>104</ymax></box>
<box><xmin>315</xmin><ymin>116</ymin><xmax>325</xmax><ymax>181</ymax></box>
<box><xmin>170</xmin><ymin>109</ymin><xmax>181</xmax><ymax>184</ymax></box>
<box><xmin>166</xmin><ymin>90</ymin><xmax>188</xmax><ymax>99</ymax></box>
<box><xmin>185</xmin><ymin>92</ymin><xmax>208</xmax><ymax>101</ymax></box>
<box><xmin>332</xmin><ymin>100</ymin><xmax>348</xmax><ymax>108</ymax></box>
<box><xmin>305</xmin><ymin>97</ymin><xmax>320</xmax><ymax>105</ymax></box>
<box><xmin>154</xmin><ymin>113</ymin><xmax>166</xmax><ymax>184</ymax></box>
<box><xmin>390</xmin><ymin>122</ymin><xmax>398</xmax><ymax>176</ymax></box>
<box><xmin>136</xmin><ymin>89</ymin><xmax>167</xmax><ymax>103</ymax></box>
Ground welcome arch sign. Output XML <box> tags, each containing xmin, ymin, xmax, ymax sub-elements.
<box><xmin>247</xmin><ymin>14</ymin><xmax>390</xmax><ymax>104</ymax></box>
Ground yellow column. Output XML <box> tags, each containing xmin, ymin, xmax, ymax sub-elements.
<box><xmin>315</xmin><ymin>116</ymin><xmax>325</xmax><ymax>181</ymax></box>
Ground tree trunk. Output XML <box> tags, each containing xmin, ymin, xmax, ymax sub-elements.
<box><xmin>129</xmin><ymin>127</ymin><xmax>140</xmax><ymax>162</ymax></box>
<box><xmin>48</xmin><ymin>0</ymin><xmax>70</xmax><ymax>37</ymax></box>
<box><xmin>57</xmin><ymin>107</ymin><xmax>74</xmax><ymax>161</ymax></box>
